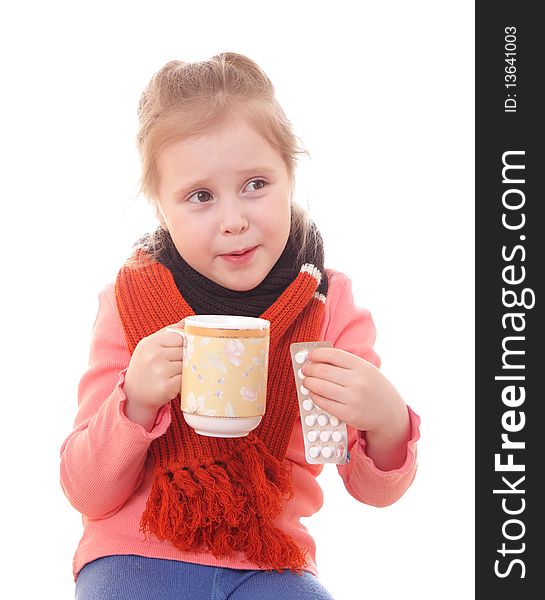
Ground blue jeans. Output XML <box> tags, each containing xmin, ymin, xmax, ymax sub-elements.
<box><xmin>75</xmin><ymin>555</ymin><xmax>335</xmax><ymax>600</ymax></box>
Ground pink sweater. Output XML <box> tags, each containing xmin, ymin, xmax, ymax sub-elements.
<box><xmin>60</xmin><ymin>269</ymin><xmax>420</xmax><ymax>580</ymax></box>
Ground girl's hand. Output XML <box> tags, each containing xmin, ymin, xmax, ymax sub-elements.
<box><xmin>301</xmin><ymin>347</ymin><xmax>410</xmax><ymax>470</ymax></box>
<box><xmin>123</xmin><ymin>320</ymin><xmax>186</xmax><ymax>430</ymax></box>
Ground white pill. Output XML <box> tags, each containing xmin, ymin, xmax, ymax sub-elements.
<box><xmin>336</xmin><ymin>444</ymin><xmax>345</xmax><ymax>460</ymax></box>
<box><xmin>308</xmin><ymin>446</ymin><xmax>321</xmax><ymax>459</ymax></box>
<box><xmin>302</xmin><ymin>399</ymin><xmax>314</xmax><ymax>411</ymax></box>
<box><xmin>304</xmin><ymin>414</ymin><xmax>317</xmax><ymax>427</ymax></box>
<box><xmin>332</xmin><ymin>430</ymin><xmax>343</xmax><ymax>443</ymax></box>
<box><xmin>329</xmin><ymin>416</ymin><xmax>340</xmax><ymax>427</ymax></box>
<box><xmin>297</xmin><ymin>368</ymin><xmax>305</xmax><ymax>379</ymax></box>
<box><xmin>307</xmin><ymin>430</ymin><xmax>319</xmax><ymax>443</ymax></box>
<box><xmin>321</xmin><ymin>446</ymin><xmax>333</xmax><ymax>459</ymax></box>
<box><xmin>319</xmin><ymin>430</ymin><xmax>331</xmax><ymax>443</ymax></box>
<box><xmin>295</xmin><ymin>350</ymin><xmax>308</xmax><ymax>364</ymax></box>
<box><xmin>300</xmin><ymin>384</ymin><xmax>309</xmax><ymax>395</ymax></box>
<box><xmin>317</xmin><ymin>414</ymin><xmax>328</xmax><ymax>427</ymax></box>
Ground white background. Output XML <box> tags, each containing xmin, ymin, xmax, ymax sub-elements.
<box><xmin>1</xmin><ymin>1</ymin><xmax>474</xmax><ymax>598</ymax></box>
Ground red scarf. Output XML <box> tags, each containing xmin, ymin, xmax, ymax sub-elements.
<box><xmin>115</xmin><ymin>252</ymin><xmax>325</xmax><ymax>572</ymax></box>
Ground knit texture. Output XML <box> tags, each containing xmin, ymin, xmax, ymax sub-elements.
<box><xmin>139</xmin><ymin>221</ymin><xmax>328</xmax><ymax>317</ymax></box>
<box><xmin>115</xmin><ymin>248</ymin><xmax>326</xmax><ymax>572</ymax></box>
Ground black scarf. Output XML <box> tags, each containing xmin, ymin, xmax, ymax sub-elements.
<box><xmin>143</xmin><ymin>217</ymin><xmax>328</xmax><ymax>316</ymax></box>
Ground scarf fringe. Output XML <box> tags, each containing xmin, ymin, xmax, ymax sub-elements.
<box><xmin>140</xmin><ymin>435</ymin><xmax>308</xmax><ymax>573</ymax></box>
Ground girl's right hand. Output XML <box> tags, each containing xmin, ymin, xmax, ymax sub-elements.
<box><xmin>123</xmin><ymin>321</ymin><xmax>186</xmax><ymax>430</ymax></box>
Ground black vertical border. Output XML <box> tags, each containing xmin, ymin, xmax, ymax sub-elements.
<box><xmin>476</xmin><ymin>2</ymin><xmax>542</xmax><ymax>597</ymax></box>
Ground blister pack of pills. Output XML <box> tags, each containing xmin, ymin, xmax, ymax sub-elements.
<box><xmin>290</xmin><ymin>341</ymin><xmax>349</xmax><ymax>465</ymax></box>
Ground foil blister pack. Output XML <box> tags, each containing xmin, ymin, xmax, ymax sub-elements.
<box><xmin>290</xmin><ymin>341</ymin><xmax>349</xmax><ymax>465</ymax></box>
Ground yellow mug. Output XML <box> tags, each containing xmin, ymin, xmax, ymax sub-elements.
<box><xmin>168</xmin><ymin>315</ymin><xmax>270</xmax><ymax>437</ymax></box>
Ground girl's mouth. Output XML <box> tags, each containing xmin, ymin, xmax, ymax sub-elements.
<box><xmin>219</xmin><ymin>246</ymin><xmax>258</xmax><ymax>265</ymax></box>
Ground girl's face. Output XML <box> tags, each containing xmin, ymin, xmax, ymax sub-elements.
<box><xmin>155</xmin><ymin>116</ymin><xmax>292</xmax><ymax>291</ymax></box>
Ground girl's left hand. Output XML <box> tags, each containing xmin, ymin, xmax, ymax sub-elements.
<box><xmin>301</xmin><ymin>347</ymin><xmax>406</xmax><ymax>435</ymax></box>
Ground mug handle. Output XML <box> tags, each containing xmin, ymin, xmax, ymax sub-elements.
<box><xmin>164</xmin><ymin>323</ymin><xmax>187</xmax><ymax>346</ymax></box>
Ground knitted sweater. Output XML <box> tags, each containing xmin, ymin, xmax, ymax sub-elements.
<box><xmin>60</xmin><ymin>269</ymin><xmax>421</xmax><ymax>581</ymax></box>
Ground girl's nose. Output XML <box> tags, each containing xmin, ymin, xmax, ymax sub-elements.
<box><xmin>220</xmin><ymin>198</ymin><xmax>249</xmax><ymax>234</ymax></box>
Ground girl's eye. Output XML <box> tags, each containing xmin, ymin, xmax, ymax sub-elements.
<box><xmin>187</xmin><ymin>190</ymin><xmax>213</xmax><ymax>204</ymax></box>
<box><xmin>244</xmin><ymin>179</ymin><xmax>267</xmax><ymax>192</ymax></box>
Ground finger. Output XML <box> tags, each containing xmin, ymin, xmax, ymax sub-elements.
<box><xmin>163</xmin><ymin>342</ymin><xmax>184</xmax><ymax>356</ymax></box>
<box><xmin>164</xmin><ymin>360</ymin><xmax>183</xmax><ymax>378</ymax></box>
<box><xmin>167</xmin><ymin>372</ymin><xmax>182</xmax><ymax>385</ymax></box>
<box><xmin>309</xmin><ymin>393</ymin><xmax>350</xmax><ymax>423</ymax></box>
<box><xmin>302</xmin><ymin>376</ymin><xmax>346</xmax><ymax>403</ymax></box>
<box><xmin>166</xmin><ymin>374</ymin><xmax>183</xmax><ymax>401</ymax></box>
<box><xmin>301</xmin><ymin>362</ymin><xmax>350</xmax><ymax>387</ymax></box>
<box><xmin>169</xmin><ymin>318</ymin><xmax>186</xmax><ymax>330</ymax></box>
<box><xmin>165</xmin><ymin>347</ymin><xmax>183</xmax><ymax>362</ymax></box>
<box><xmin>162</xmin><ymin>327</ymin><xmax>187</xmax><ymax>347</ymax></box>
<box><xmin>307</xmin><ymin>347</ymin><xmax>355</xmax><ymax>369</ymax></box>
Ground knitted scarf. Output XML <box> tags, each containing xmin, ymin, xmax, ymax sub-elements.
<box><xmin>115</xmin><ymin>223</ymin><xmax>327</xmax><ymax>572</ymax></box>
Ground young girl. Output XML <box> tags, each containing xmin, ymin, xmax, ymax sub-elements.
<box><xmin>60</xmin><ymin>52</ymin><xmax>420</xmax><ymax>600</ymax></box>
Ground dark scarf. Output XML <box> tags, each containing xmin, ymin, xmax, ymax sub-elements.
<box><xmin>151</xmin><ymin>221</ymin><xmax>328</xmax><ymax>315</ymax></box>
<box><xmin>115</xmin><ymin>219</ymin><xmax>327</xmax><ymax>572</ymax></box>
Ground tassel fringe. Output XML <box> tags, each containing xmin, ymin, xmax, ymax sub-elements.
<box><xmin>140</xmin><ymin>435</ymin><xmax>308</xmax><ymax>573</ymax></box>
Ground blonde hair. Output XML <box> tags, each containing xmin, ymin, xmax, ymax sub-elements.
<box><xmin>137</xmin><ymin>52</ymin><xmax>306</xmax><ymax>200</ymax></box>
<box><xmin>134</xmin><ymin>52</ymin><xmax>317</xmax><ymax>263</ymax></box>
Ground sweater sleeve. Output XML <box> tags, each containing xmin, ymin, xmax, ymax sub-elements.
<box><xmin>59</xmin><ymin>284</ymin><xmax>172</xmax><ymax>519</ymax></box>
<box><xmin>321</xmin><ymin>270</ymin><xmax>421</xmax><ymax>507</ymax></box>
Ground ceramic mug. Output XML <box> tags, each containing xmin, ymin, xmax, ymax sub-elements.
<box><xmin>167</xmin><ymin>315</ymin><xmax>270</xmax><ymax>437</ymax></box>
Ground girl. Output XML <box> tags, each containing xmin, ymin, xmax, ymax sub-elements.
<box><xmin>60</xmin><ymin>52</ymin><xmax>420</xmax><ymax>600</ymax></box>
